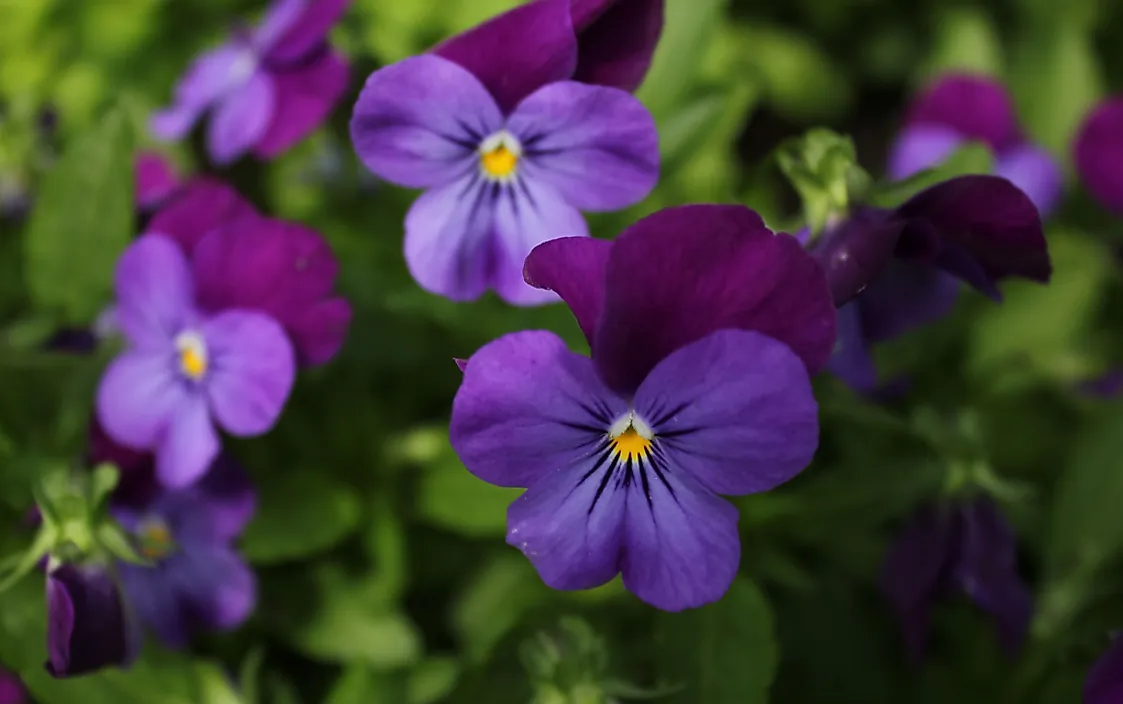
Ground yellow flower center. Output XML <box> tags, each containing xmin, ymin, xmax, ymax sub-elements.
<box><xmin>480</xmin><ymin>145</ymin><xmax>518</xmax><ymax>178</ymax></box>
<box><xmin>138</xmin><ymin>519</ymin><xmax>175</xmax><ymax>560</ymax></box>
<box><xmin>612</xmin><ymin>426</ymin><xmax>652</xmax><ymax>460</ymax></box>
<box><xmin>175</xmin><ymin>331</ymin><xmax>208</xmax><ymax>380</ymax></box>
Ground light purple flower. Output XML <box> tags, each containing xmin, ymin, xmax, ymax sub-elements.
<box><xmin>1075</xmin><ymin>97</ymin><xmax>1123</xmax><ymax>215</ymax></box>
<box><xmin>151</xmin><ymin>0</ymin><xmax>351</xmax><ymax>165</ymax></box>
<box><xmin>450</xmin><ymin>206</ymin><xmax>836</xmax><ymax>611</ymax></box>
<box><xmin>96</xmin><ymin>235</ymin><xmax>295</xmax><ymax>488</ymax></box>
<box><xmin>46</xmin><ymin>560</ymin><xmax>138</xmax><ymax>678</ymax></box>
<box><xmin>1085</xmin><ymin>635</ymin><xmax>1123</xmax><ymax>704</ymax></box>
<box><xmin>114</xmin><ymin>455</ymin><xmax>256</xmax><ymax>647</ymax></box>
<box><xmin>888</xmin><ymin>73</ymin><xmax>1063</xmax><ymax>217</ymax></box>
<box><xmin>349</xmin><ymin>0</ymin><xmax>660</xmax><ymax>305</ymax></box>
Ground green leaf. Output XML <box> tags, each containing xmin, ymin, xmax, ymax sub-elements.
<box><xmin>653</xmin><ymin>578</ymin><xmax>777</xmax><ymax>704</ymax></box>
<box><xmin>636</xmin><ymin>0</ymin><xmax>729</xmax><ymax>121</ymax></box>
<box><xmin>408</xmin><ymin>658</ymin><xmax>461</xmax><ymax>704</ymax></box>
<box><xmin>865</xmin><ymin>142</ymin><xmax>994</xmax><ymax>208</ymax></box>
<box><xmin>452</xmin><ymin>554</ymin><xmax>551</xmax><ymax>663</ymax></box>
<box><xmin>241</xmin><ymin>472</ymin><xmax>360</xmax><ymax>564</ymax></box>
<box><xmin>742</xmin><ymin>24</ymin><xmax>853</xmax><ymax>121</ymax></box>
<box><xmin>416</xmin><ymin>436</ymin><xmax>521</xmax><ymax>537</ymax></box>
<box><xmin>23</xmin><ymin>106</ymin><xmax>133</xmax><ymax>324</ymax></box>
<box><xmin>325</xmin><ymin>664</ymin><xmax>408</xmax><ymax>704</ymax></box>
<box><xmin>919</xmin><ymin>7</ymin><xmax>1004</xmax><ymax>77</ymax></box>
<box><xmin>196</xmin><ymin>661</ymin><xmax>245</xmax><ymax>704</ymax></box>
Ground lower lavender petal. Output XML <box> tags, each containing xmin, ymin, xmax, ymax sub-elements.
<box><xmin>886</xmin><ymin>124</ymin><xmax>965</xmax><ymax>181</ymax></box>
<box><xmin>150</xmin><ymin>45</ymin><xmax>246</xmax><ymax>141</ymax></box>
<box><xmin>254</xmin><ymin>49</ymin><xmax>349</xmax><ymax>159</ymax></box>
<box><xmin>995</xmin><ymin>143</ymin><xmax>1063</xmax><ymax>218</ymax></box>
<box><xmin>206</xmin><ymin>71</ymin><xmax>276</xmax><ymax>165</ymax></box>
<box><xmin>96</xmin><ymin>350</ymin><xmax>185</xmax><ymax>450</ymax></box>
<box><xmin>621</xmin><ymin>467</ymin><xmax>741</xmax><ymax>612</ymax></box>
<box><xmin>156</xmin><ymin>394</ymin><xmax>220</xmax><ymax>489</ymax></box>
<box><xmin>634</xmin><ymin>329</ymin><xmax>818</xmax><ymax>496</ymax></box>
<box><xmin>450</xmin><ymin>330</ymin><xmax>627</xmax><ymax>488</ymax></box>
<box><xmin>492</xmin><ymin>178</ymin><xmax>588</xmax><ymax>306</ymax></box>
<box><xmin>1085</xmin><ymin>636</ymin><xmax>1123</xmax><ymax>704</ymax></box>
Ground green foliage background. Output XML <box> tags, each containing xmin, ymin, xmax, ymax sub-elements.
<box><xmin>1</xmin><ymin>0</ymin><xmax>1123</xmax><ymax>701</ymax></box>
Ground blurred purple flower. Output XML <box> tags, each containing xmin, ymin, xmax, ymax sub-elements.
<box><xmin>135</xmin><ymin>151</ymin><xmax>181</xmax><ymax>212</ymax></box>
<box><xmin>151</xmin><ymin>0</ymin><xmax>351</xmax><ymax>165</ymax></box>
<box><xmin>1075</xmin><ymin>97</ymin><xmax>1123</xmax><ymax>215</ymax></box>
<box><xmin>880</xmin><ymin>496</ymin><xmax>1032</xmax><ymax>660</ymax></box>
<box><xmin>809</xmin><ymin>175</ymin><xmax>1050</xmax><ymax>393</ymax></box>
<box><xmin>46</xmin><ymin>561</ymin><xmax>138</xmax><ymax>678</ymax></box>
<box><xmin>113</xmin><ymin>455</ymin><xmax>256</xmax><ymax>647</ymax></box>
<box><xmin>450</xmin><ymin>205</ymin><xmax>835</xmax><ymax>611</ymax></box>
<box><xmin>95</xmin><ymin>236</ymin><xmax>295</xmax><ymax>488</ymax></box>
<box><xmin>1085</xmin><ymin>635</ymin><xmax>1123</xmax><ymax>704</ymax></box>
<box><xmin>0</xmin><ymin>668</ymin><xmax>24</xmax><ymax>704</ymax></box>
<box><xmin>889</xmin><ymin>74</ymin><xmax>1063</xmax><ymax>217</ymax></box>
<box><xmin>349</xmin><ymin>0</ymin><xmax>661</xmax><ymax>304</ymax></box>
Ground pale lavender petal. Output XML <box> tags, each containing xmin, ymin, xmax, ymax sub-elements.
<box><xmin>253</xmin><ymin>0</ymin><xmax>306</xmax><ymax>55</ymax></box>
<box><xmin>508</xmin><ymin>81</ymin><xmax>659</xmax><ymax>210</ymax></box>
<box><xmin>202</xmin><ymin>310</ymin><xmax>296</xmax><ymax>436</ymax></box>
<box><xmin>403</xmin><ymin>174</ymin><xmax>495</xmax><ymax>301</ymax></box>
<box><xmin>621</xmin><ymin>467</ymin><xmax>740</xmax><ymax>612</ymax></box>
<box><xmin>507</xmin><ymin>459</ymin><xmax>627</xmax><ymax>591</ymax></box>
<box><xmin>887</xmin><ymin>124</ymin><xmax>965</xmax><ymax>180</ymax></box>
<box><xmin>96</xmin><ymin>350</ymin><xmax>184</xmax><ymax>450</ymax></box>
<box><xmin>254</xmin><ymin>49</ymin><xmax>349</xmax><ymax>159</ymax></box>
<box><xmin>350</xmin><ymin>55</ymin><xmax>501</xmax><ymax>188</ymax></box>
<box><xmin>450</xmin><ymin>330</ymin><xmax>627</xmax><ymax>488</ymax></box>
<box><xmin>156</xmin><ymin>394</ymin><xmax>219</xmax><ymax>488</ymax></box>
<box><xmin>995</xmin><ymin>144</ymin><xmax>1063</xmax><ymax>218</ymax></box>
<box><xmin>113</xmin><ymin>235</ymin><xmax>194</xmax><ymax>350</ymax></box>
<box><xmin>263</xmin><ymin>0</ymin><xmax>350</xmax><ymax>65</ymax></box>
<box><xmin>151</xmin><ymin>45</ymin><xmax>246</xmax><ymax>141</ymax></box>
<box><xmin>1074</xmin><ymin>97</ymin><xmax>1123</xmax><ymax>215</ymax></box>
<box><xmin>491</xmin><ymin>178</ymin><xmax>588</xmax><ymax>305</ymax></box>
<box><xmin>206</xmin><ymin>71</ymin><xmax>276</xmax><ymax>165</ymax></box>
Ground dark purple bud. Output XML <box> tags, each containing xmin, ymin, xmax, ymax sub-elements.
<box><xmin>808</xmin><ymin>208</ymin><xmax>904</xmax><ymax>306</ymax></box>
<box><xmin>43</xmin><ymin>328</ymin><xmax>98</xmax><ymax>356</ymax></box>
<box><xmin>0</xmin><ymin>668</ymin><xmax>24</xmax><ymax>704</ymax></box>
<box><xmin>1074</xmin><ymin>97</ymin><xmax>1123</xmax><ymax>215</ymax></box>
<box><xmin>46</xmin><ymin>562</ymin><xmax>136</xmax><ymax>678</ymax></box>
<box><xmin>1085</xmin><ymin>635</ymin><xmax>1123</xmax><ymax>704</ymax></box>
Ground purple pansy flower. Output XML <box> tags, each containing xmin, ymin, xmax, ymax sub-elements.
<box><xmin>881</xmin><ymin>496</ymin><xmax>1032</xmax><ymax>660</ymax></box>
<box><xmin>349</xmin><ymin>0</ymin><xmax>661</xmax><ymax>304</ymax></box>
<box><xmin>1075</xmin><ymin>97</ymin><xmax>1123</xmax><ymax>215</ymax></box>
<box><xmin>114</xmin><ymin>455</ymin><xmax>256</xmax><ymax>647</ymax></box>
<box><xmin>46</xmin><ymin>560</ymin><xmax>138</xmax><ymax>678</ymax></box>
<box><xmin>450</xmin><ymin>205</ymin><xmax>836</xmax><ymax>611</ymax></box>
<box><xmin>1085</xmin><ymin>635</ymin><xmax>1123</xmax><ymax>704</ymax></box>
<box><xmin>95</xmin><ymin>236</ymin><xmax>295</xmax><ymax>488</ymax></box>
<box><xmin>151</xmin><ymin>0</ymin><xmax>351</xmax><ymax>165</ymax></box>
<box><xmin>135</xmin><ymin>151</ymin><xmax>181</xmax><ymax>213</ymax></box>
<box><xmin>810</xmin><ymin>175</ymin><xmax>1050</xmax><ymax>393</ymax></box>
<box><xmin>889</xmin><ymin>73</ymin><xmax>1063</xmax><ymax>217</ymax></box>
<box><xmin>0</xmin><ymin>668</ymin><xmax>24</xmax><ymax>704</ymax></box>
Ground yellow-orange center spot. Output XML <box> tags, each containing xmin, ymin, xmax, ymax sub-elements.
<box><xmin>481</xmin><ymin>145</ymin><xmax>518</xmax><ymax>178</ymax></box>
<box><xmin>180</xmin><ymin>347</ymin><xmax>206</xmax><ymax>379</ymax></box>
<box><xmin>612</xmin><ymin>426</ymin><xmax>652</xmax><ymax>460</ymax></box>
<box><xmin>138</xmin><ymin>520</ymin><xmax>175</xmax><ymax>560</ymax></box>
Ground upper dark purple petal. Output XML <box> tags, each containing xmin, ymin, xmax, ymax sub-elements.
<box><xmin>592</xmin><ymin>205</ymin><xmax>837</xmax><ymax>395</ymax></box>
<box><xmin>523</xmin><ymin>236</ymin><xmax>611</xmax><ymax>346</ymax></box>
<box><xmin>879</xmin><ymin>502</ymin><xmax>957</xmax><ymax>661</ymax></box>
<box><xmin>858</xmin><ymin>261</ymin><xmax>961</xmax><ymax>343</ymax></box>
<box><xmin>1074</xmin><ymin>97</ymin><xmax>1123</xmax><ymax>215</ymax></box>
<box><xmin>433</xmin><ymin>0</ymin><xmax>578</xmax><ymax>114</ymax></box>
<box><xmin>904</xmin><ymin>74</ymin><xmax>1021</xmax><ymax>151</ymax></box>
<box><xmin>953</xmin><ymin>496</ymin><xmax>1032</xmax><ymax>656</ymax></box>
<box><xmin>810</xmin><ymin>208</ymin><xmax>904</xmax><ymax>306</ymax></box>
<box><xmin>46</xmin><ymin>563</ymin><xmax>137</xmax><ymax>678</ymax></box>
<box><xmin>262</xmin><ymin>0</ymin><xmax>351</xmax><ymax>66</ymax></box>
<box><xmin>146</xmin><ymin>178</ymin><xmax>259</xmax><ymax>256</ymax></box>
<box><xmin>1085</xmin><ymin>636</ymin><xmax>1123</xmax><ymax>704</ymax></box>
<box><xmin>156</xmin><ymin>454</ymin><xmax>257</xmax><ymax>546</ymax></box>
<box><xmin>894</xmin><ymin>175</ymin><xmax>1050</xmax><ymax>295</ymax></box>
<box><xmin>134</xmin><ymin>151</ymin><xmax>180</xmax><ymax>211</ymax></box>
<box><xmin>254</xmin><ymin>48</ymin><xmax>350</xmax><ymax>159</ymax></box>
<box><xmin>571</xmin><ymin>0</ymin><xmax>663</xmax><ymax>92</ymax></box>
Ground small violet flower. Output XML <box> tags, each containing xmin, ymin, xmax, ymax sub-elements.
<box><xmin>46</xmin><ymin>560</ymin><xmax>138</xmax><ymax>678</ymax></box>
<box><xmin>114</xmin><ymin>455</ymin><xmax>257</xmax><ymax>647</ymax></box>
<box><xmin>1085</xmin><ymin>635</ymin><xmax>1123</xmax><ymax>704</ymax></box>
<box><xmin>96</xmin><ymin>235</ymin><xmax>295</xmax><ymax>488</ymax></box>
<box><xmin>450</xmin><ymin>205</ymin><xmax>837</xmax><ymax>610</ymax></box>
<box><xmin>880</xmin><ymin>496</ymin><xmax>1032</xmax><ymax>660</ymax></box>
<box><xmin>349</xmin><ymin>0</ymin><xmax>662</xmax><ymax>304</ymax></box>
<box><xmin>152</xmin><ymin>0</ymin><xmax>351</xmax><ymax>165</ymax></box>
<box><xmin>0</xmin><ymin>668</ymin><xmax>24</xmax><ymax>704</ymax></box>
<box><xmin>889</xmin><ymin>73</ymin><xmax>1063</xmax><ymax>217</ymax></box>
<box><xmin>809</xmin><ymin>175</ymin><xmax>1050</xmax><ymax>393</ymax></box>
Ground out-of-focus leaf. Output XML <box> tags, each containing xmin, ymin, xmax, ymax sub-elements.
<box><xmin>23</xmin><ymin>106</ymin><xmax>132</xmax><ymax>324</ymax></box>
<box><xmin>919</xmin><ymin>7</ymin><xmax>1004</xmax><ymax>78</ymax></box>
<box><xmin>452</xmin><ymin>553</ymin><xmax>550</xmax><ymax>663</ymax></box>
<box><xmin>325</xmin><ymin>664</ymin><xmax>407</xmax><ymax>704</ymax></box>
<box><xmin>408</xmin><ymin>657</ymin><xmax>461</xmax><ymax>704</ymax></box>
<box><xmin>653</xmin><ymin>577</ymin><xmax>777</xmax><ymax>704</ymax></box>
<box><xmin>741</xmin><ymin>24</ymin><xmax>853</xmax><ymax>121</ymax></box>
<box><xmin>195</xmin><ymin>661</ymin><xmax>243</xmax><ymax>704</ymax></box>
<box><xmin>637</xmin><ymin>0</ymin><xmax>729</xmax><ymax>121</ymax></box>
<box><xmin>241</xmin><ymin>472</ymin><xmax>361</xmax><ymax>564</ymax></box>
<box><xmin>416</xmin><ymin>436</ymin><xmax>521</xmax><ymax>537</ymax></box>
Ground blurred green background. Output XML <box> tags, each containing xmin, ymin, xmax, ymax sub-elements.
<box><xmin>2</xmin><ymin>0</ymin><xmax>1123</xmax><ymax>702</ymax></box>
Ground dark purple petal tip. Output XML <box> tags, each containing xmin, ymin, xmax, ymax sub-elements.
<box><xmin>453</xmin><ymin>357</ymin><xmax>468</xmax><ymax>372</ymax></box>
<box><xmin>572</xmin><ymin>0</ymin><xmax>664</xmax><ymax>92</ymax></box>
<box><xmin>523</xmin><ymin>236</ymin><xmax>612</xmax><ymax>347</ymax></box>
<box><xmin>1085</xmin><ymin>635</ymin><xmax>1123</xmax><ymax>704</ymax></box>
<box><xmin>810</xmin><ymin>209</ymin><xmax>905</xmax><ymax>306</ymax></box>
<box><xmin>1075</xmin><ymin>97</ymin><xmax>1123</xmax><ymax>215</ymax></box>
<box><xmin>905</xmin><ymin>73</ymin><xmax>1021</xmax><ymax>151</ymax></box>
<box><xmin>0</xmin><ymin>668</ymin><xmax>24</xmax><ymax>704</ymax></box>
<box><xmin>46</xmin><ymin>563</ymin><xmax>137</xmax><ymax>678</ymax></box>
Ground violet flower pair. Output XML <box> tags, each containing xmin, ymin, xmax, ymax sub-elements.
<box><xmin>350</xmin><ymin>0</ymin><xmax>663</xmax><ymax>304</ymax></box>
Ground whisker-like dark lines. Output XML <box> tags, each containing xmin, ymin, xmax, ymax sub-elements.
<box><xmin>652</xmin><ymin>401</ymin><xmax>691</xmax><ymax>427</ymax></box>
<box><xmin>588</xmin><ymin>454</ymin><xmax>621</xmax><ymax>513</ymax></box>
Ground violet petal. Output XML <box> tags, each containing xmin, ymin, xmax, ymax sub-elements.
<box><xmin>262</xmin><ymin>0</ymin><xmax>350</xmax><ymax>65</ymax></box>
<box><xmin>46</xmin><ymin>563</ymin><xmax>136</xmax><ymax>677</ymax></box>
<box><xmin>1075</xmin><ymin>97</ymin><xmax>1123</xmax><ymax>215</ymax></box>
<box><xmin>254</xmin><ymin>48</ymin><xmax>350</xmax><ymax>159</ymax></box>
<box><xmin>206</xmin><ymin>70</ymin><xmax>276</xmax><ymax>165</ymax></box>
<box><xmin>572</xmin><ymin>0</ymin><xmax>664</xmax><ymax>92</ymax></box>
<box><xmin>146</xmin><ymin>178</ymin><xmax>259</xmax><ymax>256</ymax></box>
<box><xmin>886</xmin><ymin>124</ymin><xmax>965</xmax><ymax>181</ymax></box>
<box><xmin>523</xmin><ymin>236</ymin><xmax>612</xmax><ymax>347</ymax></box>
<box><xmin>995</xmin><ymin>144</ymin><xmax>1064</xmax><ymax>218</ymax></box>
<box><xmin>156</xmin><ymin>394</ymin><xmax>220</xmax><ymax>489</ymax></box>
<box><xmin>810</xmin><ymin>208</ymin><xmax>905</xmax><ymax>306</ymax></box>
<box><xmin>904</xmin><ymin>74</ymin><xmax>1021</xmax><ymax>151</ymax></box>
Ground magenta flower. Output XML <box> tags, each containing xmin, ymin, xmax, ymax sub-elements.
<box><xmin>889</xmin><ymin>73</ymin><xmax>1063</xmax><ymax>217</ymax></box>
<box><xmin>1075</xmin><ymin>97</ymin><xmax>1123</xmax><ymax>215</ymax></box>
<box><xmin>96</xmin><ymin>236</ymin><xmax>295</xmax><ymax>488</ymax></box>
<box><xmin>134</xmin><ymin>151</ymin><xmax>181</xmax><ymax>212</ymax></box>
<box><xmin>350</xmin><ymin>0</ymin><xmax>661</xmax><ymax>304</ymax></box>
<box><xmin>0</xmin><ymin>668</ymin><xmax>24</xmax><ymax>704</ymax></box>
<box><xmin>880</xmin><ymin>496</ymin><xmax>1032</xmax><ymax>660</ymax></box>
<box><xmin>450</xmin><ymin>206</ymin><xmax>836</xmax><ymax>611</ymax></box>
<box><xmin>151</xmin><ymin>0</ymin><xmax>351</xmax><ymax>164</ymax></box>
<box><xmin>46</xmin><ymin>561</ymin><xmax>138</xmax><ymax>678</ymax></box>
<box><xmin>113</xmin><ymin>456</ymin><xmax>256</xmax><ymax>647</ymax></box>
<box><xmin>1085</xmin><ymin>635</ymin><xmax>1123</xmax><ymax>704</ymax></box>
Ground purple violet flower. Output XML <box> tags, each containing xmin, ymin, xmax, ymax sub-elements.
<box><xmin>151</xmin><ymin>0</ymin><xmax>351</xmax><ymax>165</ymax></box>
<box><xmin>880</xmin><ymin>496</ymin><xmax>1032</xmax><ymax>660</ymax></box>
<box><xmin>889</xmin><ymin>73</ymin><xmax>1063</xmax><ymax>217</ymax></box>
<box><xmin>46</xmin><ymin>560</ymin><xmax>138</xmax><ymax>678</ymax></box>
<box><xmin>1085</xmin><ymin>635</ymin><xmax>1123</xmax><ymax>704</ymax></box>
<box><xmin>113</xmin><ymin>455</ymin><xmax>256</xmax><ymax>647</ymax></box>
<box><xmin>810</xmin><ymin>175</ymin><xmax>1050</xmax><ymax>393</ymax></box>
<box><xmin>135</xmin><ymin>151</ymin><xmax>181</xmax><ymax>213</ymax></box>
<box><xmin>95</xmin><ymin>235</ymin><xmax>296</xmax><ymax>488</ymax></box>
<box><xmin>1075</xmin><ymin>97</ymin><xmax>1123</xmax><ymax>215</ymax></box>
<box><xmin>349</xmin><ymin>0</ymin><xmax>661</xmax><ymax>304</ymax></box>
<box><xmin>450</xmin><ymin>205</ymin><xmax>837</xmax><ymax>611</ymax></box>
<box><xmin>0</xmin><ymin>668</ymin><xmax>24</xmax><ymax>704</ymax></box>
